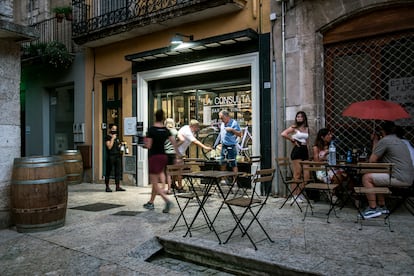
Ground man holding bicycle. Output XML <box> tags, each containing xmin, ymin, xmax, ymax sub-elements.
<box><xmin>219</xmin><ymin>110</ymin><xmax>241</xmax><ymax>176</ymax></box>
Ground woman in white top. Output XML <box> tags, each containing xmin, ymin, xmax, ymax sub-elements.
<box><xmin>281</xmin><ymin>111</ymin><xmax>310</xmax><ymax>202</ymax></box>
<box><xmin>313</xmin><ymin>128</ymin><xmax>344</xmax><ymax>184</ymax></box>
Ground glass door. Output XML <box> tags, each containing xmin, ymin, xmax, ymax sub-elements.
<box><xmin>49</xmin><ymin>85</ymin><xmax>74</xmax><ymax>154</ymax></box>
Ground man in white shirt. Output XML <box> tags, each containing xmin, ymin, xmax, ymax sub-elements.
<box><xmin>177</xmin><ymin>119</ymin><xmax>212</xmax><ymax>158</ymax></box>
<box><xmin>175</xmin><ymin>119</ymin><xmax>212</xmax><ymax>191</ymax></box>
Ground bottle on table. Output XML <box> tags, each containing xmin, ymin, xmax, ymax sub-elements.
<box><xmin>352</xmin><ymin>149</ymin><xmax>358</xmax><ymax>164</ymax></box>
<box><xmin>328</xmin><ymin>141</ymin><xmax>336</xmax><ymax>165</ymax></box>
<box><xmin>358</xmin><ymin>147</ymin><xmax>368</xmax><ymax>162</ymax></box>
<box><xmin>346</xmin><ymin>150</ymin><xmax>353</xmax><ymax>164</ymax></box>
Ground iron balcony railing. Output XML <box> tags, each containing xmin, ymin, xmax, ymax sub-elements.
<box><xmin>72</xmin><ymin>0</ymin><xmax>245</xmax><ymax>41</ymax></box>
<box><xmin>22</xmin><ymin>16</ymin><xmax>74</xmax><ymax>57</ymax></box>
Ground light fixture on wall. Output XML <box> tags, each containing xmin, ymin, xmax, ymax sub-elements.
<box><xmin>170</xmin><ymin>33</ymin><xmax>194</xmax><ymax>45</ymax></box>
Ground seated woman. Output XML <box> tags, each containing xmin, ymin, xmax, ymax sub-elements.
<box><xmin>312</xmin><ymin>128</ymin><xmax>344</xmax><ymax>184</ymax></box>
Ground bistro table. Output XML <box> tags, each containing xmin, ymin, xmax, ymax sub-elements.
<box><xmin>180</xmin><ymin>170</ymin><xmax>241</xmax><ymax>244</ymax></box>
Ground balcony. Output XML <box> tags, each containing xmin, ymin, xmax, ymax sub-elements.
<box><xmin>21</xmin><ymin>17</ymin><xmax>75</xmax><ymax>69</ymax></box>
<box><xmin>72</xmin><ymin>0</ymin><xmax>247</xmax><ymax>47</ymax></box>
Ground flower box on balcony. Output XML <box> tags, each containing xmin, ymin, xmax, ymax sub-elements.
<box><xmin>53</xmin><ymin>6</ymin><xmax>72</xmax><ymax>22</ymax></box>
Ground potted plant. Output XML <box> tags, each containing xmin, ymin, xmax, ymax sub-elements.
<box><xmin>53</xmin><ymin>6</ymin><xmax>73</xmax><ymax>22</ymax></box>
<box><xmin>44</xmin><ymin>41</ymin><xmax>74</xmax><ymax>69</ymax></box>
<box><xmin>63</xmin><ymin>6</ymin><xmax>73</xmax><ymax>21</ymax></box>
<box><xmin>53</xmin><ymin>7</ymin><xmax>66</xmax><ymax>22</ymax></box>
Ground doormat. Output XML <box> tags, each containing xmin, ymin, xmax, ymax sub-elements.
<box><xmin>112</xmin><ymin>210</ymin><xmax>143</xmax><ymax>216</ymax></box>
<box><xmin>70</xmin><ymin>202</ymin><xmax>124</xmax><ymax>212</ymax></box>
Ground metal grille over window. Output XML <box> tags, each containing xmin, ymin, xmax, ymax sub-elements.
<box><xmin>324</xmin><ymin>31</ymin><xmax>414</xmax><ymax>158</ymax></box>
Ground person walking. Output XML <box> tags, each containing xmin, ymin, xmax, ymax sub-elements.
<box><xmin>104</xmin><ymin>124</ymin><xmax>126</xmax><ymax>192</ymax></box>
<box><xmin>281</xmin><ymin>111</ymin><xmax>310</xmax><ymax>203</ymax></box>
<box><xmin>143</xmin><ymin>110</ymin><xmax>179</xmax><ymax>213</ymax></box>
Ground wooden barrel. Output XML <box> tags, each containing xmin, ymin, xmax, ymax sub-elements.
<box><xmin>11</xmin><ymin>156</ymin><xmax>67</xmax><ymax>233</ymax></box>
<box><xmin>61</xmin><ymin>150</ymin><xmax>83</xmax><ymax>184</ymax></box>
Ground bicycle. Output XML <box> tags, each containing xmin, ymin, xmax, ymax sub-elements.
<box><xmin>201</xmin><ymin>125</ymin><xmax>252</xmax><ymax>160</ymax></box>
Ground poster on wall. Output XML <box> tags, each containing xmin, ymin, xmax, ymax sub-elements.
<box><xmin>388</xmin><ymin>77</ymin><xmax>414</xmax><ymax>126</ymax></box>
<box><xmin>124</xmin><ymin>117</ymin><xmax>137</xmax><ymax>136</ymax></box>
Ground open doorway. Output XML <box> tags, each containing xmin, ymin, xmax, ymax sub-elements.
<box><xmin>102</xmin><ymin>78</ymin><xmax>123</xmax><ymax>179</ymax></box>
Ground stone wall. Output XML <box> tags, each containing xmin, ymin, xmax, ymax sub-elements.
<box><xmin>0</xmin><ymin>0</ymin><xmax>13</xmax><ymax>22</ymax></box>
<box><xmin>0</xmin><ymin>40</ymin><xmax>21</xmax><ymax>228</ymax></box>
<box><xmin>272</xmin><ymin>0</ymin><xmax>407</xmax><ymax>144</ymax></box>
<box><xmin>271</xmin><ymin>0</ymin><xmax>409</xmax><ymax>195</ymax></box>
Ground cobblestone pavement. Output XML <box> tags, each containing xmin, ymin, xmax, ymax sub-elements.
<box><xmin>1</xmin><ymin>183</ymin><xmax>413</xmax><ymax>275</ymax></box>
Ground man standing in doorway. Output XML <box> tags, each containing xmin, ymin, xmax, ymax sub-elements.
<box><xmin>219</xmin><ymin>110</ymin><xmax>241</xmax><ymax>177</ymax></box>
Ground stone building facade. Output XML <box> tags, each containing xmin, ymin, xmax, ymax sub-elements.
<box><xmin>271</xmin><ymin>0</ymin><xmax>414</xmax><ymax>195</ymax></box>
<box><xmin>0</xmin><ymin>1</ymin><xmax>37</xmax><ymax>228</ymax></box>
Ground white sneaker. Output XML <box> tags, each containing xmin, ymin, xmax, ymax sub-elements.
<box><xmin>377</xmin><ymin>206</ymin><xmax>390</xmax><ymax>214</ymax></box>
<box><xmin>296</xmin><ymin>195</ymin><xmax>304</xmax><ymax>203</ymax></box>
<box><xmin>219</xmin><ymin>179</ymin><xmax>228</xmax><ymax>185</ymax></box>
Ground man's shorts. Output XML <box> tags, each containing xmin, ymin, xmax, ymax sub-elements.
<box><xmin>221</xmin><ymin>144</ymin><xmax>237</xmax><ymax>168</ymax></box>
<box><xmin>372</xmin><ymin>173</ymin><xmax>411</xmax><ymax>187</ymax></box>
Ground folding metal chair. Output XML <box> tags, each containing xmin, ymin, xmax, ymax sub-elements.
<box><xmin>167</xmin><ymin>164</ymin><xmax>211</xmax><ymax>235</ymax></box>
<box><xmin>388</xmin><ymin>180</ymin><xmax>414</xmax><ymax>216</ymax></box>
<box><xmin>223</xmin><ymin>168</ymin><xmax>275</xmax><ymax>250</ymax></box>
<box><xmin>354</xmin><ymin>163</ymin><xmax>393</xmax><ymax>230</ymax></box>
<box><xmin>276</xmin><ymin>157</ymin><xmax>304</xmax><ymax>211</ymax></box>
<box><xmin>300</xmin><ymin>161</ymin><xmax>339</xmax><ymax>223</ymax></box>
<box><xmin>233</xmin><ymin>155</ymin><xmax>261</xmax><ymax>197</ymax></box>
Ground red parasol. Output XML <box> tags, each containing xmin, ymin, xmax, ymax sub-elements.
<box><xmin>342</xmin><ymin>99</ymin><xmax>410</xmax><ymax>121</ymax></box>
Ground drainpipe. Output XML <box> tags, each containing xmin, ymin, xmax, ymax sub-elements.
<box><xmin>91</xmin><ymin>49</ymin><xmax>96</xmax><ymax>183</ymax></box>
<box><xmin>281</xmin><ymin>0</ymin><xmax>287</xmax><ymax>158</ymax></box>
<box><xmin>270</xmin><ymin>12</ymin><xmax>278</xmax><ymax>194</ymax></box>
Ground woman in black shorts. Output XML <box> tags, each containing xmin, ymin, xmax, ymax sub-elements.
<box><xmin>281</xmin><ymin>111</ymin><xmax>310</xmax><ymax>203</ymax></box>
<box><xmin>143</xmin><ymin>110</ymin><xmax>179</xmax><ymax>213</ymax></box>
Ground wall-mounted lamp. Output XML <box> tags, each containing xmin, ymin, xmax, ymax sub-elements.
<box><xmin>171</xmin><ymin>33</ymin><xmax>194</xmax><ymax>45</ymax></box>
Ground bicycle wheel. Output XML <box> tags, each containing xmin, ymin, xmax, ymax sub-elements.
<box><xmin>240</xmin><ymin>134</ymin><xmax>252</xmax><ymax>159</ymax></box>
<box><xmin>202</xmin><ymin>132</ymin><xmax>219</xmax><ymax>159</ymax></box>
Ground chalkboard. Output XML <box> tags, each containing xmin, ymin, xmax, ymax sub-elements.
<box><xmin>123</xmin><ymin>156</ymin><xmax>136</xmax><ymax>174</ymax></box>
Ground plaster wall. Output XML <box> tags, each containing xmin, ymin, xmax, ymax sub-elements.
<box><xmin>84</xmin><ymin>2</ymin><xmax>270</xmax><ymax>184</ymax></box>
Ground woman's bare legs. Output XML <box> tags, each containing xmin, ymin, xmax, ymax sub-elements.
<box><xmin>148</xmin><ymin>172</ymin><xmax>169</xmax><ymax>203</ymax></box>
<box><xmin>292</xmin><ymin>159</ymin><xmax>304</xmax><ymax>195</ymax></box>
